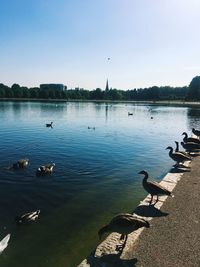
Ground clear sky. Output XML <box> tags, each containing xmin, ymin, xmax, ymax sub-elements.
<box><xmin>0</xmin><ymin>0</ymin><xmax>200</xmax><ymax>90</ymax></box>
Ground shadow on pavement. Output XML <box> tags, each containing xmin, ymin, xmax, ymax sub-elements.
<box><xmin>85</xmin><ymin>251</ymin><xmax>138</xmax><ymax>267</ymax></box>
<box><xmin>133</xmin><ymin>204</ymin><xmax>169</xmax><ymax>217</ymax></box>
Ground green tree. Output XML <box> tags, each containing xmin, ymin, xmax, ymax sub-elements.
<box><xmin>11</xmin><ymin>83</ymin><xmax>23</xmax><ymax>98</ymax></box>
<box><xmin>187</xmin><ymin>76</ymin><xmax>200</xmax><ymax>100</ymax></box>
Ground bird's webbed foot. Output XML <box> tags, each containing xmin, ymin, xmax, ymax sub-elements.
<box><xmin>115</xmin><ymin>243</ymin><xmax>125</xmax><ymax>252</ymax></box>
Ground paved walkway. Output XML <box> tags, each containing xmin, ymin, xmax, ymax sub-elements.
<box><xmin>79</xmin><ymin>155</ymin><xmax>200</xmax><ymax>267</ymax></box>
<box><xmin>125</xmin><ymin>155</ymin><xmax>200</xmax><ymax>267</ymax></box>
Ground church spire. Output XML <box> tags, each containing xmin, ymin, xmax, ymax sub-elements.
<box><xmin>105</xmin><ymin>79</ymin><xmax>109</xmax><ymax>91</ymax></box>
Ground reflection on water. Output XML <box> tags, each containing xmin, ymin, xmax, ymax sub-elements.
<box><xmin>0</xmin><ymin>101</ymin><xmax>200</xmax><ymax>267</ymax></box>
<box><xmin>187</xmin><ymin>107</ymin><xmax>200</xmax><ymax>129</ymax></box>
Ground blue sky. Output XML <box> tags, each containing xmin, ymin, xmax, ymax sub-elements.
<box><xmin>0</xmin><ymin>0</ymin><xmax>200</xmax><ymax>89</ymax></box>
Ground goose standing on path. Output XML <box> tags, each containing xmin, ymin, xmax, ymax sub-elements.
<box><xmin>46</xmin><ymin>122</ymin><xmax>53</xmax><ymax>128</ymax></box>
<box><xmin>98</xmin><ymin>213</ymin><xmax>149</xmax><ymax>251</ymax></box>
<box><xmin>174</xmin><ymin>141</ymin><xmax>192</xmax><ymax>158</ymax></box>
<box><xmin>192</xmin><ymin>128</ymin><xmax>200</xmax><ymax>138</ymax></box>
<box><xmin>182</xmin><ymin>132</ymin><xmax>200</xmax><ymax>144</ymax></box>
<box><xmin>12</xmin><ymin>159</ymin><xmax>29</xmax><ymax>169</ymax></box>
<box><xmin>181</xmin><ymin>141</ymin><xmax>200</xmax><ymax>152</ymax></box>
<box><xmin>36</xmin><ymin>163</ymin><xmax>55</xmax><ymax>176</ymax></box>
<box><xmin>15</xmin><ymin>210</ymin><xmax>40</xmax><ymax>225</ymax></box>
<box><xmin>166</xmin><ymin>146</ymin><xmax>191</xmax><ymax>167</ymax></box>
<box><xmin>138</xmin><ymin>170</ymin><xmax>174</xmax><ymax>205</ymax></box>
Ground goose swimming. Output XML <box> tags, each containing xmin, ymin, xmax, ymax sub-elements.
<box><xmin>182</xmin><ymin>132</ymin><xmax>200</xmax><ymax>144</ymax></box>
<box><xmin>166</xmin><ymin>146</ymin><xmax>191</xmax><ymax>167</ymax></box>
<box><xmin>36</xmin><ymin>163</ymin><xmax>55</xmax><ymax>176</ymax></box>
<box><xmin>12</xmin><ymin>159</ymin><xmax>29</xmax><ymax>169</ymax></box>
<box><xmin>15</xmin><ymin>210</ymin><xmax>40</xmax><ymax>225</ymax></box>
<box><xmin>98</xmin><ymin>213</ymin><xmax>149</xmax><ymax>251</ymax></box>
<box><xmin>0</xmin><ymin>234</ymin><xmax>11</xmax><ymax>254</ymax></box>
<box><xmin>138</xmin><ymin>170</ymin><xmax>174</xmax><ymax>205</ymax></box>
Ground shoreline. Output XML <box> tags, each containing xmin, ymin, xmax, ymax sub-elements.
<box><xmin>1</xmin><ymin>98</ymin><xmax>200</xmax><ymax>106</ymax></box>
<box><xmin>78</xmin><ymin>161</ymin><xmax>191</xmax><ymax>267</ymax></box>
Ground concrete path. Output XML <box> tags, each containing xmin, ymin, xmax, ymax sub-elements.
<box><xmin>78</xmin><ymin>155</ymin><xmax>200</xmax><ymax>267</ymax></box>
<box><xmin>126</xmin><ymin>155</ymin><xmax>200</xmax><ymax>267</ymax></box>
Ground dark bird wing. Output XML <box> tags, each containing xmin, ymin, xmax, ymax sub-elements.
<box><xmin>148</xmin><ymin>181</ymin><xmax>172</xmax><ymax>196</ymax></box>
<box><xmin>110</xmin><ymin>213</ymin><xmax>148</xmax><ymax>228</ymax></box>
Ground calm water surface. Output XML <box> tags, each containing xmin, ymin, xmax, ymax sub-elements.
<box><xmin>0</xmin><ymin>101</ymin><xmax>199</xmax><ymax>267</ymax></box>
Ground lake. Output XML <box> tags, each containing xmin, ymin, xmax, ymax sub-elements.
<box><xmin>0</xmin><ymin>101</ymin><xmax>199</xmax><ymax>267</ymax></box>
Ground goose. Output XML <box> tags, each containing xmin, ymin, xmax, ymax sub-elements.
<box><xmin>174</xmin><ymin>141</ymin><xmax>192</xmax><ymax>158</ymax></box>
<box><xmin>36</xmin><ymin>163</ymin><xmax>55</xmax><ymax>176</ymax></box>
<box><xmin>166</xmin><ymin>146</ymin><xmax>191</xmax><ymax>167</ymax></box>
<box><xmin>12</xmin><ymin>159</ymin><xmax>29</xmax><ymax>169</ymax></box>
<box><xmin>181</xmin><ymin>141</ymin><xmax>200</xmax><ymax>152</ymax></box>
<box><xmin>182</xmin><ymin>132</ymin><xmax>200</xmax><ymax>144</ymax></box>
<box><xmin>192</xmin><ymin>128</ymin><xmax>200</xmax><ymax>138</ymax></box>
<box><xmin>46</xmin><ymin>122</ymin><xmax>53</xmax><ymax>128</ymax></box>
<box><xmin>0</xmin><ymin>234</ymin><xmax>11</xmax><ymax>254</ymax></box>
<box><xmin>98</xmin><ymin>213</ymin><xmax>149</xmax><ymax>251</ymax></box>
<box><xmin>138</xmin><ymin>170</ymin><xmax>174</xmax><ymax>205</ymax></box>
<box><xmin>128</xmin><ymin>112</ymin><xmax>133</xmax><ymax>116</ymax></box>
<box><xmin>15</xmin><ymin>210</ymin><xmax>40</xmax><ymax>225</ymax></box>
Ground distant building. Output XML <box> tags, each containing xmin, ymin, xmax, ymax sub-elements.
<box><xmin>40</xmin><ymin>84</ymin><xmax>67</xmax><ymax>91</ymax></box>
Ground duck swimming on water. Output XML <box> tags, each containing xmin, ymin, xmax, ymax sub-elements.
<box><xmin>12</xmin><ymin>159</ymin><xmax>29</xmax><ymax>169</ymax></box>
<box><xmin>46</xmin><ymin>122</ymin><xmax>53</xmax><ymax>128</ymax></box>
<box><xmin>36</xmin><ymin>163</ymin><xmax>55</xmax><ymax>176</ymax></box>
<box><xmin>98</xmin><ymin>213</ymin><xmax>149</xmax><ymax>251</ymax></box>
<box><xmin>15</xmin><ymin>210</ymin><xmax>40</xmax><ymax>225</ymax></box>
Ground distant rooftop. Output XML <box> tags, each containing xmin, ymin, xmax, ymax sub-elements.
<box><xmin>40</xmin><ymin>84</ymin><xmax>67</xmax><ymax>90</ymax></box>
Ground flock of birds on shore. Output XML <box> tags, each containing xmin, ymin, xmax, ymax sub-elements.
<box><xmin>1</xmin><ymin>124</ymin><xmax>200</xmax><ymax>255</ymax></box>
<box><xmin>97</xmin><ymin>127</ymin><xmax>200</xmax><ymax>252</ymax></box>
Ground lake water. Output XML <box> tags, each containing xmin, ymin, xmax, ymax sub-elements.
<box><xmin>0</xmin><ymin>101</ymin><xmax>199</xmax><ymax>267</ymax></box>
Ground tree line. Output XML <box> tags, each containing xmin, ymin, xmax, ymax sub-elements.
<box><xmin>0</xmin><ymin>76</ymin><xmax>199</xmax><ymax>101</ymax></box>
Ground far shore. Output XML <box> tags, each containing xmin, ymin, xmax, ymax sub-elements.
<box><xmin>1</xmin><ymin>98</ymin><xmax>200</xmax><ymax>106</ymax></box>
